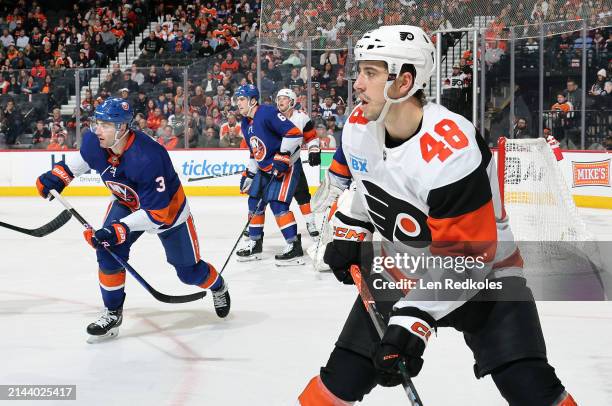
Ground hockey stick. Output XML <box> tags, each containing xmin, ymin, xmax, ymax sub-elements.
<box><xmin>349</xmin><ymin>265</ymin><xmax>424</xmax><ymax>406</ymax></box>
<box><xmin>187</xmin><ymin>169</ymin><xmax>244</xmax><ymax>182</ymax></box>
<box><xmin>0</xmin><ymin>210</ymin><xmax>72</xmax><ymax>237</ymax></box>
<box><xmin>49</xmin><ymin>190</ymin><xmax>207</xmax><ymax>304</ymax></box>
<box><xmin>219</xmin><ymin>176</ymin><xmax>276</xmax><ymax>274</ymax></box>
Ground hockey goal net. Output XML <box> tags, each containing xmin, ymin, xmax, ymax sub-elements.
<box><xmin>497</xmin><ymin>137</ymin><xmax>592</xmax><ymax>242</ymax></box>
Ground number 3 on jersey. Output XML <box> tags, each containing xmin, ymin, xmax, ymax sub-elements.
<box><xmin>420</xmin><ymin>119</ymin><xmax>469</xmax><ymax>163</ymax></box>
<box><xmin>155</xmin><ymin>176</ymin><xmax>165</xmax><ymax>192</ymax></box>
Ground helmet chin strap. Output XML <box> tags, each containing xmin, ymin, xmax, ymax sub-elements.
<box><xmin>277</xmin><ymin>101</ymin><xmax>294</xmax><ymax>114</ymax></box>
<box><xmin>246</xmin><ymin>99</ymin><xmax>258</xmax><ymax>117</ymax></box>
<box><xmin>108</xmin><ymin>125</ymin><xmax>129</xmax><ymax>150</ymax></box>
<box><xmin>375</xmin><ymin>80</ymin><xmax>419</xmax><ymax>124</ymax></box>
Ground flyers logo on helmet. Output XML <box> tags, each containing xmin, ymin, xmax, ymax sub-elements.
<box><xmin>362</xmin><ymin>180</ymin><xmax>430</xmax><ymax>247</ymax></box>
<box><xmin>105</xmin><ymin>181</ymin><xmax>141</xmax><ymax>210</ymax></box>
<box><xmin>249</xmin><ymin>136</ymin><xmax>267</xmax><ymax>162</ymax></box>
<box><xmin>399</xmin><ymin>31</ymin><xmax>414</xmax><ymax>41</ymax></box>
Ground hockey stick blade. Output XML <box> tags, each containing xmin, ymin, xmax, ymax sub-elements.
<box><xmin>0</xmin><ymin>210</ymin><xmax>72</xmax><ymax>237</ymax></box>
<box><xmin>187</xmin><ymin>170</ymin><xmax>244</xmax><ymax>182</ymax></box>
<box><xmin>49</xmin><ymin>191</ymin><xmax>207</xmax><ymax>304</ymax></box>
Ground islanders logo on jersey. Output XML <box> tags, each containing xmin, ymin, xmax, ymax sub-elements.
<box><xmin>249</xmin><ymin>136</ymin><xmax>267</xmax><ymax>162</ymax></box>
<box><xmin>105</xmin><ymin>181</ymin><xmax>141</xmax><ymax>210</ymax></box>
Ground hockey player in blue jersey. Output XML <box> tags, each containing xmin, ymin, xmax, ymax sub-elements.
<box><xmin>234</xmin><ymin>84</ymin><xmax>305</xmax><ymax>265</ymax></box>
<box><xmin>36</xmin><ymin>98</ymin><xmax>231</xmax><ymax>342</ymax></box>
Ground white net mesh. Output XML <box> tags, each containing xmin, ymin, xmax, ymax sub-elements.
<box><xmin>500</xmin><ymin>137</ymin><xmax>593</xmax><ymax>242</ymax></box>
<box><xmin>307</xmin><ymin>209</ymin><xmax>333</xmax><ymax>272</ymax></box>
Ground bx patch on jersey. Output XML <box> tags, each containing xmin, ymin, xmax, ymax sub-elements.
<box><xmin>349</xmin><ymin>154</ymin><xmax>368</xmax><ymax>173</ymax></box>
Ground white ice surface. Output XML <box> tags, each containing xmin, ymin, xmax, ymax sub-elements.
<box><xmin>1</xmin><ymin>197</ymin><xmax>611</xmax><ymax>406</ymax></box>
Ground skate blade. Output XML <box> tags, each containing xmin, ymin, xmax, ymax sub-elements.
<box><xmin>236</xmin><ymin>254</ymin><xmax>262</xmax><ymax>262</ymax></box>
<box><xmin>87</xmin><ymin>328</ymin><xmax>120</xmax><ymax>344</ymax></box>
<box><xmin>275</xmin><ymin>258</ymin><xmax>306</xmax><ymax>267</ymax></box>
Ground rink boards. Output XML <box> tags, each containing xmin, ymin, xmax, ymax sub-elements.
<box><xmin>0</xmin><ymin>148</ymin><xmax>610</xmax><ymax>208</ymax></box>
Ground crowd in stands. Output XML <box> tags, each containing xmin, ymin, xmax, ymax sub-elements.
<box><xmin>439</xmin><ymin>23</ymin><xmax>611</xmax><ymax>148</ymax></box>
<box><xmin>0</xmin><ymin>0</ymin><xmax>610</xmax><ymax>150</ymax></box>
<box><xmin>0</xmin><ymin>0</ymin><xmax>150</xmax><ymax>148</ymax></box>
<box><xmin>85</xmin><ymin>0</ymin><xmax>350</xmax><ymax>150</ymax></box>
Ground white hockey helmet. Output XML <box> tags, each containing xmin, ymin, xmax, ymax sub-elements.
<box><xmin>354</xmin><ymin>25</ymin><xmax>436</xmax><ymax>101</ymax></box>
<box><xmin>276</xmin><ymin>88</ymin><xmax>297</xmax><ymax>107</ymax></box>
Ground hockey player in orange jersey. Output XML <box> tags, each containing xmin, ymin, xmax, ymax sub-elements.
<box><xmin>298</xmin><ymin>25</ymin><xmax>576</xmax><ymax>406</ymax></box>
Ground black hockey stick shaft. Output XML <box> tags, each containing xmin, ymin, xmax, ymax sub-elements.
<box><xmin>349</xmin><ymin>265</ymin><xmax>424</xmax><ymax>406</ymax></box>
<box><xmin>219</xmin><ymin>176</ymin><xmax>275</xmax><ymax>274</ymax></box>
<box><xmin>49</xmin><ymin>191</ymin><xmax>206</xmax><ymax>304</ymax></box>
<box><xmin>0</xmin><ymin>210</ymin><xmax>72</xmax><ymax>237</ymax></box>
<box><xmin>187</xmin><ymin>169</ymin><xmax>244</xmax><ymax>182</ymax></box>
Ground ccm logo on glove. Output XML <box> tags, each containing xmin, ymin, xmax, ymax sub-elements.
<box><xmin>333</xmin><ymin>226</ymin><xmax>368</xmax><ymax>241</ymax></box>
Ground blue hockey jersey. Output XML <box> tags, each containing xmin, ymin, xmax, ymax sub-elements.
<box><xmin>240</xmin><ymin>104</ymin><xmax>302</xmax><ymax>173</ymax></box>
<box><xmin>65</xmin><ymin>129</ymin><xmax>189</xmax><ymax>232</ymax></box>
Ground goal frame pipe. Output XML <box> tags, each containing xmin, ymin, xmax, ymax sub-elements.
<box><xmin>538</xmin><ymin>23</ymin><xmax>544</xmax><ymax>139</ymax></box>
<box><xmin>497</xmin><ymin>137</ymin><xmax>507</xmax><ymax>219</ymax></box>
<box><xmin>509</xmin><ymin>27</ymin><xmax>515</xmax><ymax>139</ymax></box>
<box><xmin>580</xmin><ymin>20</ymin><xmax>587</xmax><ymax>149</ymax></box>
<box><xmin>472</xmin><ymin>28</ymin><xmax>478</xmax><ymax>126</ymax></box>
<box><xmin>435</xmin><ymin>32</ymin><xmax>442</xmax><ymax>105</ymax></box>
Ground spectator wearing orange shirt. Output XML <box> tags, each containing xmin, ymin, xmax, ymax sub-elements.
<box><xmin>147</xmin><ymin>107</ymin><xmax>164</xmax><ymax>132</ymax></box>
<box><xmin>219</xmin><ymin>113</ymin><xmax>243</xmax><ymax>147</ymax></box>
<box><xmin>549</xmin><ymin>92</ymin><xmax>575</xmax><ymax>144</ymax></box>
<box><xmin>157</xmin><ymin>125</ymin><xmax>179</xmax><ymax>150</ymax></box>
<box><xmin>220</xmin><ymin>52</ymin><xmax>240</xmax><ymax>72</ymax></box>
<box><xmin>30</xmin><ymin>59</ymin><xmax>46</xmax><ymax>80</ymax></box>
<box><xmin>47</xmin><ymin>132</ymin><xmax>69</xmax><ymax>150</ymax></box>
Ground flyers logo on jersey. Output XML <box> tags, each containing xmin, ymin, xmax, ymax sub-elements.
<box><xmin>105</xmin><ymin>181</ymin><xmax>141</xmax><ymax>210</ymax></box>
<box><xmin>249</xmin><ymin>136</ymin><xmax>267</xmax><ymax>162</ymax></box>
<box><xmin>362</xmin><ymin>180</ymin><xmax>431</xmax><ymax>247</ymax></box>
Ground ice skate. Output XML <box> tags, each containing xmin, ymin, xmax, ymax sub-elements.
<box><xmin>236</xmin><ymin>237</ymin><xmax>263</xmax><ymax>262</ymax></box>
<box><xmin>275</xmin><ymin>234</ymin><xmax>305</xmax><ymax>266</ymax></box>
<box><xmin>86</xmin><ymin>307</ymin><xmax>123</xmax><ymax>343</ymax></box>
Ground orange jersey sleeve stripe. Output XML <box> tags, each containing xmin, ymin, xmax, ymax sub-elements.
<box><xmin>99</xmin><ymin>270</ymin><xmax>126</xmax><ymax>288</ymax></box>
<box><xmin>427</xmin><ymin>200</ymin><xmax>497</xmax><ymax>260</ymax></box>
<box><xmin>148</xmin><ymin>185</ymin><xmax>186</xmax><ymax>225</ymax></box>
<box><xmin>284</xmin><ymin>127</ymin><xmax>303</xmax><ymax>138</ymax></box>
<box><xmin>303</xmin><ymin>128</ymin><xmax>317</xmax><ymax>143</ymax></box>
<box><xmin>329</xmin><ymin>159</ymin><xmax>351</xmax><ymax>178</ymax></box>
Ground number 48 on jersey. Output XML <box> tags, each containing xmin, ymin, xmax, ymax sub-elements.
<box><xmin>420</xmin><ymin>119</ymin><xmax>469</xmax><ymax>163</ymax></box>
